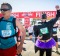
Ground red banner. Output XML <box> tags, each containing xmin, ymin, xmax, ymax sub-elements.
<box><xmin>0</xmin><ymin>11</ymin><xmax>56</xmax><ymax>19</ymax></box>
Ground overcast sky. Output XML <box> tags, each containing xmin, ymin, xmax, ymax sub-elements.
<box><xmin>0</xmin><ymin>0</ymin><xmax>60</xmax><ymax>12</ymax></box>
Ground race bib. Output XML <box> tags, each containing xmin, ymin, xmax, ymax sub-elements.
<box><xmin>40</xmin><ymin>27</ymin><xmax>49</xmax><ymax>34</ymax></box>
<box><xmin>2</xmin><ymin>30</ymin><xmax>12</xmax><ymax>37</ymax></box>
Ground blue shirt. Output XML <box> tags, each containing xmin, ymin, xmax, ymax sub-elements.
<box><xmin>0</xmin><ymin>16</ymin><xmax>17</xmax><ymax>49</ymax></box>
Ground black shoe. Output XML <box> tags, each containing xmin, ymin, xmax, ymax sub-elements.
<box><xmin>18</xmin><ymin>54</ymin><xmax>22</xmax><ymax>56</ymax></box>
<box><xmin>23</xmin><ymin>47</ymin><xmax>26</xmax><ymax>51</ymax></box>
<box><xmin>56</xmin><ymin>51</ymin><xmax>60</xmax><ymax>55</ymax></box>
<box><xmin>24</xmin><ymin>42</ymin><xmax>26</xmax><ymax>44</ymax></box>
<box><xmin>52</xmin><ymin>50</ymin><xmax>55</xmax><ymax>52</ymax></box>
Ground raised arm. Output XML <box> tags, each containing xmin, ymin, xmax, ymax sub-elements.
<box><xmin>47</xmin><ymin>5</ymin><xmax>60</xmax><ymax>27</ymax></box>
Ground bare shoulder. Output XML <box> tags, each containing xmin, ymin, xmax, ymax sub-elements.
<box><xmin>16</xmin><ymin>19</ymin><xmax>20</xmax><ymax>23</ymax></box>
<box><xmin>16</xmin><ymin>19</ymin><xmax>22</xmax><ymax>27</ymax></box>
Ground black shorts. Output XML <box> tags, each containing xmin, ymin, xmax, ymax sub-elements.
<box><xmin>29</xmin><ymin>33</ymin><xmax>33</xmax><ymax>36</ymax></box>
<box><xmin>34</xmin><ymin>46</ymin><xmax>40</xmax><ymax>53</ymax></box>
<box><xmin>52</xmin><ymin>36</ymin><xmax>58</xmax><ymax>42</ymax></box>
<box><xmin>34</xmin><ymin>46</ymin><xmax>52</xmax><ymax>53</ymax></box>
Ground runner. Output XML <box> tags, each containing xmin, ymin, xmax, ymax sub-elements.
<box><xmin>28</xmin><ymin>25</ymin><xmax>33</xmax><ymax>40</ymax></box>
<box><xmin>0</xmin><ymin>3</ymin><xmax>26</xmax><ymax>56</ymax></box>
<box><xmin>34</xmin><ymin>5</ymin><xmax>60</xmax><ymax>56</ymax></box>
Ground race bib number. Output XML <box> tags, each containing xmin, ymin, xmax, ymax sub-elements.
<box><xmin>40</xmin><ymin>27</ymin><xmax>49</xmax><ymax>34</ymax></box>
<box><xmin>2</xmin><ymin>30</ymin><xmax>12</xmax><ymax>37</ymax></box>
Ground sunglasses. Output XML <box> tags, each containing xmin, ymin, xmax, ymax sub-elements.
<box><xmin>0</xmin><ymin>9</ymin><xmax>10</xmax><ymax>11</ymax></box>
